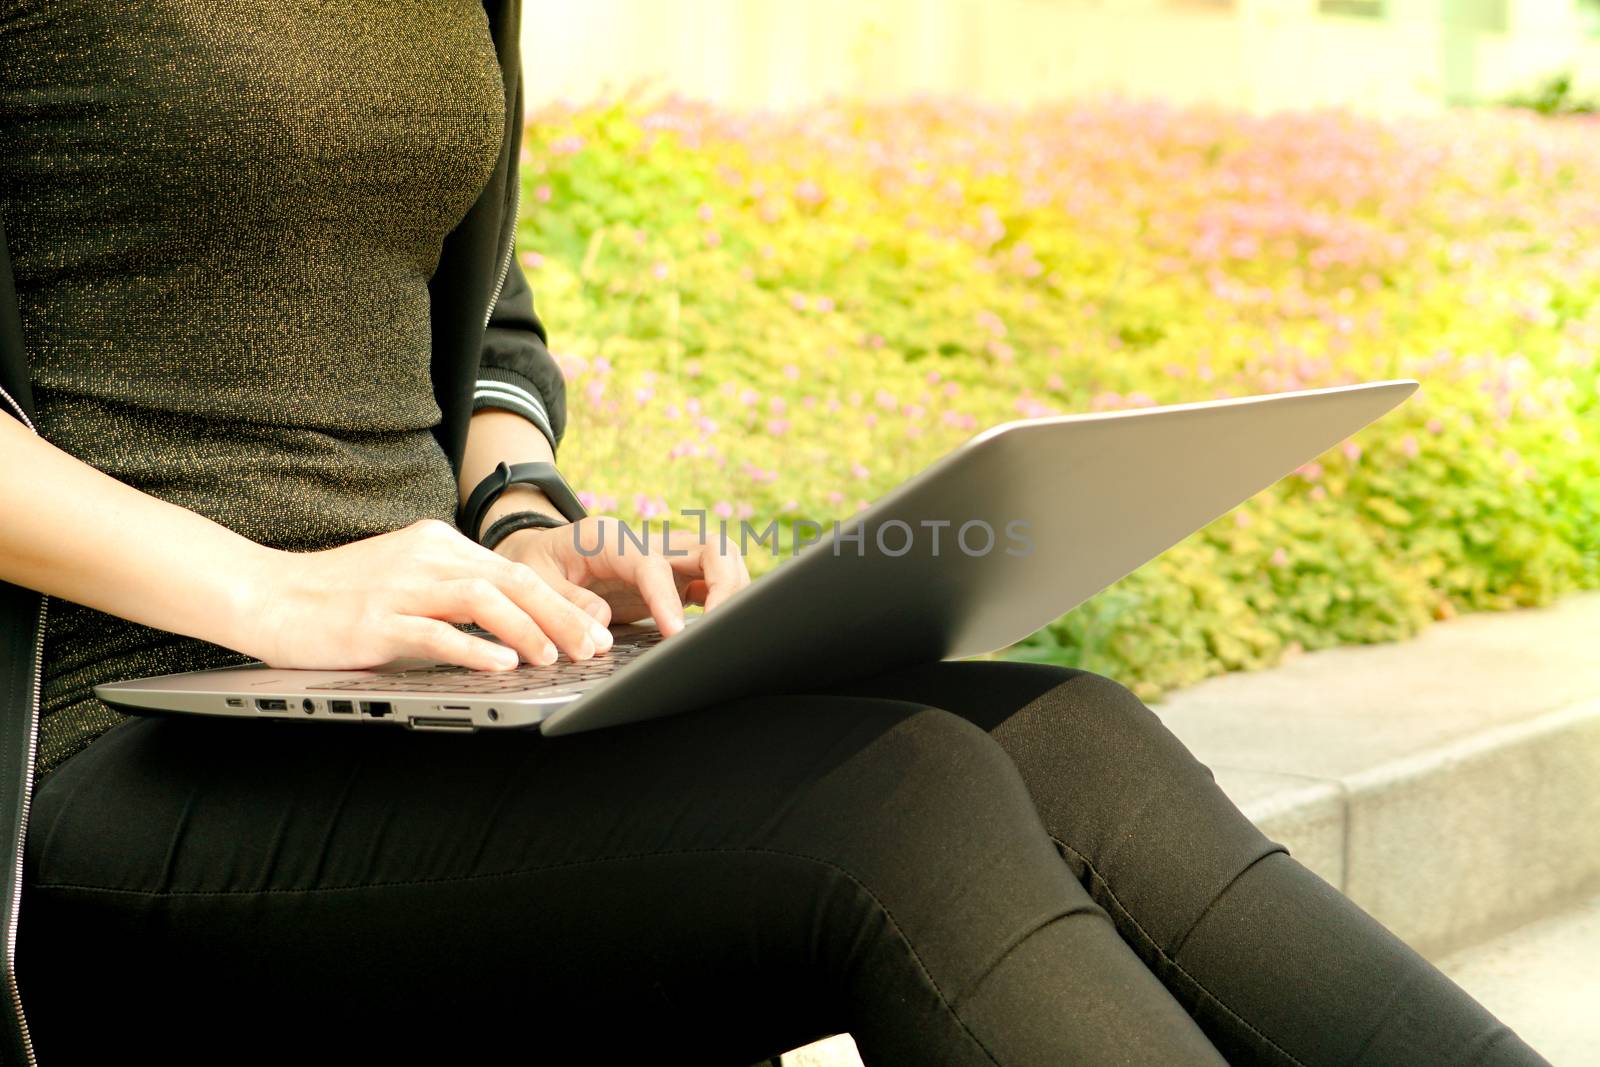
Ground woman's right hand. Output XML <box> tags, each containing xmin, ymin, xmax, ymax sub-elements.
<box><xmin>239</xmin><ymin>518</ymin><xmax>615</xmax><ymax>673</ymax></box>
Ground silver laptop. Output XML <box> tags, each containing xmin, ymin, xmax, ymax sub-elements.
<box><xmin>96</xmin><ymin>380</ymin><xmax>1417</xmax><ymax>735</ymax></box>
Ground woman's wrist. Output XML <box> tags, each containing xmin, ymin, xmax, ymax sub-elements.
<box><xmin>480</xmin><ymin>483</ymin><xmax>561</xmax><ymax>533</ymax></box>
<box><xmin>215</xmin><ymin>540</ymin><xmax>294</xmax><ymax>660</ymax></box>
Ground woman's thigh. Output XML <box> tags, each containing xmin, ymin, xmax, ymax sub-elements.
<box><xmin>19</xmin><ymin>688</ymin><xmax>1221</xmax><ymax>1067</ymax></box>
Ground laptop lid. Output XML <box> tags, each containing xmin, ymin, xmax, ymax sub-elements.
<box><xmin>538</xmin><ymin>380</ymin><xmax>1417</xmax><ymax>735</ymax></box>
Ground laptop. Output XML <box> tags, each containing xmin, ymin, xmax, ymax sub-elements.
<box><xmin>96</xmin><ymin>380</ymin><xmax>1418</xmax><ymax>735</ymax></box>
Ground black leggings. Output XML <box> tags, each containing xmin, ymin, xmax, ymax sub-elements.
<box><xmin>18</xmin><ymin>662</ymin><xmax>1544</xmax><ymax>1066</ymax></box>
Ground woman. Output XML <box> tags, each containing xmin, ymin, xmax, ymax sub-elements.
<box><xmin>0</xmin><ymin>2</ymin><xmax>1548</xmax><ymax>1064</ymax></box>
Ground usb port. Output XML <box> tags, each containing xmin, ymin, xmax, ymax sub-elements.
<box><xmin>225</xmin><ymin>698</ymin><xmax>244</xmax><ymax>708</ymax></box>
<box><xmin>360</xmin><ymin>701</ymin><xmax>392</xmax><ymax>718</ymax></box>
<box><xmin>328</xmin><ymin>700</ymin><xmax>355</xmax><ymax>715</ymax></box>
<box><xmin>256</xmin><ymin>698</ymin><xmax>288</xmax><ymax>712</ymax></box>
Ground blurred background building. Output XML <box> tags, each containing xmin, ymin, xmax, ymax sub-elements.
<box><xmin>525</xmin><ymin>0</ymin><xmax>1600</xmax><ymax>113</ymax></box>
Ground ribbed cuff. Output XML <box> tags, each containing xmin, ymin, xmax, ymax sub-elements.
<box><xmin>472</xmin><ymin>370</ymin><xmax>558</xmax><ymax>455</ymax></box>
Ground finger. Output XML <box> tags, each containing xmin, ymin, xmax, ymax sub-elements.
<box><xmin>682</xmin><ymin>578</ymin><xmax>710</xmax><ymax>607</ymax></box>
<box><xmin>387</xmin><ymin>614</ymin><xmax>523</xmax><ymax>672</ymax></box>
<box><xmin>695</xmin><ymin>539</ymin><xmax>747</xmax><ymax>614</ymax></box>
<box><xmin>630</xmin><ymin>554</ymin><xmax>686</xmax><ymax>636</ymax></box>
<box><xmin>411</xmin><ymin>577</ymin><xmax>562</xmax><ymax>666</ymax></box>
<box><xmin>546</xmin><ymin>573</ymin><xmax>614</xmax><ymax>630</ymax></box>
<box><xmin>491</xmin><ymin>560</ymin><xmax>611</xmax><ymax>660</ymax></box>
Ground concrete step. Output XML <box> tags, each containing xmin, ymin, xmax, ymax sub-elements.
<box><xmin>1437</xmin><ymin>892</ymin><xmax>1600</xmax><ymax>1066</ymax></box>
<box><xmin>778</xmin><ymin>592</ymin><xmax>1600</xmax><ymax>1066</ymax></box>
<box><xmin>1158</xmin><ymin>591</ymin><xmax>1600</xmax><ymax>958</ymax></box>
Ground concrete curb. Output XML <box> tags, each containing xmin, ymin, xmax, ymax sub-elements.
<box><xmin>1228</xmin><ymin>696</ymin><xmax>1600</xmax><ymax>958</ymax></box>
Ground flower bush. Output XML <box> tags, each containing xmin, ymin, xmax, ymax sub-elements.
<box><xmin>517</xmin><ymin>93</ymin><xmax>1600</xmax><ymax>700</ymax></box>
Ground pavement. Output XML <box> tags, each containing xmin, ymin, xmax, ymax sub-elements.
<box><xmin>778</xmin><ymin>592</ymin><xmax>1600</xmax><ymax>1067</ymax></box>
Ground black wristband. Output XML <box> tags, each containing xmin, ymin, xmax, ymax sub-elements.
<box><xmin>480</xmin><ymin>510</ymin><xmax>569</xmax><ymax>552</ymax></box>
<box><xmin>461</xmin><ymin>460</ymin><xmax>588</xmax><ymax>541</ymax></box>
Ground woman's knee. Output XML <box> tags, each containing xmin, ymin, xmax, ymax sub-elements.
<box><xmin>766</xmin><ymin>701</ymin><xmax>1070</xmax><ymax>888</ymax></box>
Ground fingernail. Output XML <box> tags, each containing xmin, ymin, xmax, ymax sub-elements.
<box><xmin>494</xmin><ymin>647</ymin><xmax>519</xmax><ymax>669</ymax></box>
<box><xmin>539</xmin><ymin>643</ymin><xmax>558</xmax><ymax>665</ymax></box>
<box><xmin>590</xmin><ymin>623</ymin><xmax>613</xmax><ymax>650</ymax></box>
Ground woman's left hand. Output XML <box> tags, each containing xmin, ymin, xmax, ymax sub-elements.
<box><xmin>496</xmin><ymin>515</ymin><xmax>751</xmax><ymax>637</ymax></box>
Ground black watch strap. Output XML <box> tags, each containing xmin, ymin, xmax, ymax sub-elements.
<box><xmin>462</xmin><ymin>461</ymin><xmax>588</xmax><ymax>543</ymax></box>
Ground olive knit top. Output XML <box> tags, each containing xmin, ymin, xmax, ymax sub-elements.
<box><xmin>0</xmin><ymin>0</ymin><xmax>507</xmax><ymax>784</ymax></box>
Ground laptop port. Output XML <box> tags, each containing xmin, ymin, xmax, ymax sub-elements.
<box><xmin>301</xmin><ymin>699</ymin><xmax>316</xmax><ymax>714</ymax></box>
<box><xmin>256</xmin><ymin>698</ymin><xmax>288</xmax><ymax>712</ymax></box>
<box><xmin>408</xmin><ymin>716</ymin><xmax>474</xmax><ymax>732</ymax></box>
<box><xmin>328</xmin><ymin>700</ymin><xmax>355</xmax><ymax>715</ymax></box>
<box><xmin>225</xmin><ymin>698</ymin><xmax>244</xmax><ymax>708</ymax></box>
<box><xmin>360</xmin><ymin>701</ymin><xmax>392</xmax><ymax>718</ymax></box>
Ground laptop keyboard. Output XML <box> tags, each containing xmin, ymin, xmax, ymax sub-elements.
<box><xmin>308</xmin><ymin>630</ymin><xmax>666</xmax><ymax>695</ymax></box>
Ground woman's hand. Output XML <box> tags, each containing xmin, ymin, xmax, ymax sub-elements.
<box><xmin>239</xmin><ymin>518</ymin><xmax>616</xmax><ymax>672</ymax></box>
<box><xmin>496</xmin><ymin>515</ymin><xmax>752</xmax><ymax>637</ymax></box>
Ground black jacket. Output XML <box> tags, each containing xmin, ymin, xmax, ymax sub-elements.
<box><xmin>0</xmin><ymin>3</ymin><xmax>565</xmax><ymax>1059</ymax></box>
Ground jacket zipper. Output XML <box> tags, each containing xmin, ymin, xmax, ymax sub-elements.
<box><xmin>0</xmin><ymin>384</ymin><xmax>43</xmax><ymax>1067</ymax></box>
<box><xmin>482</xmin><ymin>179</ymin><xmax>521</xmax><ymax>330</ymax></box>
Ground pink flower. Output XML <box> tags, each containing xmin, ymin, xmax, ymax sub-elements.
<box><xmin>1342</xmin><ymin>441</ymin><xmax>1362</xmax><ymax>463</ymax></box>
<box><xmin>534</xmin><ymin>184</ymin><xmax>552</xmax><ymax>203</ymax></box>
<box><xmin>652</xmin><ymin>261</ymin><xmax>669</xmax><ymax>280</ymax></box>
<box><xmin>713</xmin><ymin>501</ymin><xmax>734</xmax><ymax>519</ymax></box>
<box><xmin>766</xmin><ymin>418</ymin><xmax>790</xmax><ymax>436</ymax></box>
<box><xmin>851</xmin><ymin>462</ymin><xmax>870</xmax><ymax>480</ymax></box>
<box><xmin>1270</xmin><ymin>548</ymin><xmax>1290</xmax><ymax>568</ymax></box>
<box><xmin>1400</xmin><ymin>434</ymin><xmax>1420</xmax><ymax>459</ymax></box>
<box><xmin>519</xmin><ymin>251</ymin><xmax>544</xmax><ymax>269</ymax></box>
<box><xmin>783</xmin><ymin>364</ymin><xmax>801</xmax><ymax>381</ymax></box>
